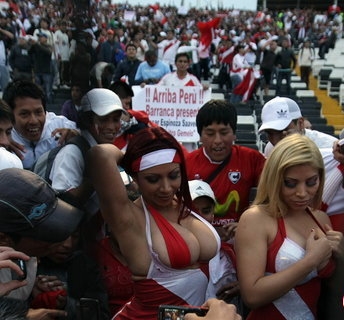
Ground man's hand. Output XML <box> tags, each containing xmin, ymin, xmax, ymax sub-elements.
<box><xmin>8</xmin><ymin>137</ymin><xmax>25</xmax><ymax>160</ymax></box>
<box><xmin>0</xmin><ymin>246</ymin><xmax>30</xmax><ymax>296</ymax></box>
<box><xmin>51</xmin><ymin>128</ymin><xmax>79</xmax><ymax>145</ymax></box>
<box><xmin>216</xmin><ymin>281</ymin><xmax>240</xmax><ymax>302</ymax></box>
<box><xmin>32</xmin><ymin>275</ymin><xmax>65</xmax><ymax>298</ymax></box>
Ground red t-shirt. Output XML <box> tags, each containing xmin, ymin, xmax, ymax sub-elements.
<box><xmin>186</xmin><ymin>145</ymin><xmax>265</xmax><ymax>225</ymax></box>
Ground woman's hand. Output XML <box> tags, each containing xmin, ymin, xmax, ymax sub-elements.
<box><xmin>305</xmin><ymin>228</ymin><xmax>332</xmax><ymax>270</ymax></box>
<box><xmin>184</xmin><ymin>298</ymin><xmax>241</xmax><ymax>320</ymax></box>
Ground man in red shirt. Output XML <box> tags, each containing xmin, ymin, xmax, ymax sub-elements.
<box><xmin>186</xmin><ymin>100</ymin><xmax>265</xmax><ymax>240</ymax></box>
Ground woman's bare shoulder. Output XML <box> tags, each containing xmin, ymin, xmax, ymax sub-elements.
<box><xmin>240</xmin><ymin>205</ymin><xmax>272</xmax><ymax>222</ymax></box>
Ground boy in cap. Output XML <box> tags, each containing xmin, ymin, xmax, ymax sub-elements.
<box><xmin>188</xmin><ymin>180</ymin><xmax>241</xmax><ymax>315</ymax></box>
<box><xmin>0</xmin><ymin>168</ymin><xmax>84</xmax><ymax>318</ymax></box>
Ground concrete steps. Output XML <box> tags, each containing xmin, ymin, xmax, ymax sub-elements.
<box><xmin>305</xmin><ymin>67</ymin><xmax>344</xmax><ymax>136</ymax></box>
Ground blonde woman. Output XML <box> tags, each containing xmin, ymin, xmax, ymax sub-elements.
<box><xmin>235</xmin><ymin>134</ymin><xmax>342</xmax><ymax>319</ymax></box>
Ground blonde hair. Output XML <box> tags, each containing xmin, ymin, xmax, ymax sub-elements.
<box><xmin>253</xmin><ymin>134</ymin><xmax>324</xmax><ymax>217</ymax></box>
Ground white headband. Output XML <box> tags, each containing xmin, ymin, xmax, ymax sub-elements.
<box><xmin>132</xmin><ymin>149</ymin><xmax>181</xmax><ymax>172</ymax></box>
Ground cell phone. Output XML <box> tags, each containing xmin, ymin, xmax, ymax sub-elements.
<box><xmin>158</xmin><ymin>305</ymin><xmax>208</xmax><ymax>319</ymax></box>
<box><xmin>79</xmin><ymin>298</ymin><xmax>100</xmax><ymax>320</ymax></box>
<box><xmin>11</xmin><ymin>259</ymin><xmax>27</xmax><ymax>281</ymax></box>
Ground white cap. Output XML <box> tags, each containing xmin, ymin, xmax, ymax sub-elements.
<box><xmin>81</xmin><ymin>88</ymin><xmax>127</xmax><ymax>116</ymax></box>
<box><xmin>258</xmin><ymin>96</ymin><xmax>302</xmax><ymax>133</ymax></box>
<box><xmin>160</xmin><ymin>31</ymin><xmax>167</xmax><ymax>37</ymax></box>
<box><xmin>0</xmin><ymin>148</ymin><xmax>23</xmax><ymax>170</ymax></box>
<box><xmin>188</xmin><ymin>180</ymin><xmax>216</xmax><ymax>203</ymax></box>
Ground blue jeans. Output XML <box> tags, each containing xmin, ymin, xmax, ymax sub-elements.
<box><xmin>230</xmin><ymin>74</ymin><xmax>243</xmax><ymax>104</ymax></box>
<box><xmin>35</xmin><ymin>73</ymin><xmax>53</xmax><ymax>103</ymax></box>
<box><xmin>0</xmin><ymin>65</ymin><xmax>10</xmax><ymax>91</ymax></box>
<box><xmin>276</xmin><ymin>68</ymin><xmax>292</xmax><ymax>96</ymax></box>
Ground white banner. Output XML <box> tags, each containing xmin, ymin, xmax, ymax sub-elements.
<box><xmin>132</xmin><ymin>85</ymin><xmax>212</xmax><ymax>143</ymax></box>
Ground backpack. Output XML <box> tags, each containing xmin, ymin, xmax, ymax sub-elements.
<box><xmin>32</xmin><ymin>135</ymin><xmax>91</xmax><ymax>185</ymax></box>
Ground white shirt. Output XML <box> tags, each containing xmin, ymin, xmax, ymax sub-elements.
<box><xmin>321</xmin><ymin>149</ymin><xmax>344</xmax><ymax>218</ymax></box>
<box><xmin>11</xmin><ymin>112</ymin><xmax>77</xmax><ymax>169</ymax></box>
<box><xmin>50</xmin><ymin>130</ymin><xmax>99</xmax><ymax>216</ymax></box>
<box><xmin>230</xmin><ymin>53</ymin><xmax>250</xmax><ymax>79</ymax></box>
<box><xmin>0</xmin><ymin>147</ymin><xmax>23</xmax><ymax>170</ymax></box>
<box><xmin>54</xmin><ymin>29</ymin><xmax>70</xmax><ymax>61</ymax></box>
<box><xmin>158</xmin><ymin>71</ymin><xmax>202</xmax><ymax>87</ymax></box>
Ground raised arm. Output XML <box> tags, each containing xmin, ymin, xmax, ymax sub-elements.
<box><xmin>87</xmin><ymin>144</ymin><xmax>149</xmax><ymax>275</ymax></box>
<box><xmin>87</xmin><ymin>144</ymin><xmax>134</xmax><ymax>230</ymax></box>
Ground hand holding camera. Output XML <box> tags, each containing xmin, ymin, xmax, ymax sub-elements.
<box><xmin>0</xmin><ymin>246</ymin><xmax>29</xmax><ymax>296</ymax></box>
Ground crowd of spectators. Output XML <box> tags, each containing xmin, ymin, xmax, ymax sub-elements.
<box><xmin>1</xmin><ymin>1</ymin><xmax>344</xmax><ymax>320</ymax></box>
<box><xmin>0</xmin><ymin>0</ymin><xmax>343</xmax><ymax>102</ymax></box>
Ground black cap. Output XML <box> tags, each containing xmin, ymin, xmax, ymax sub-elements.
<box><xmin>0</xmin><ymin>168</ymin><xmax>84</xmax><ymax>242</ymax></box>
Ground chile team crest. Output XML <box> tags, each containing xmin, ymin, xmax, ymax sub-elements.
<box><xmin>228</xmin><ymin>171</ymin><xmax>241</xmax><ymax>184</ymax></box>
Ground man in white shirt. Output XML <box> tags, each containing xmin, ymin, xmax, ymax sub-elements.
<box><xmin>54</xmin><ymin>20</ymin><xmax>70</xmax><ymax>88</ymax></box>
<box><xmin>3</xmin><ymin>80</ymin><xmax>77</xmax><ymax>169</ymax></box>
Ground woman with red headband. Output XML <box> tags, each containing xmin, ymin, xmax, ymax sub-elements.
<box><xmin>88</xmin><ymin>126</ymin><xmax>220</xmax><ymax>319</ymax></box>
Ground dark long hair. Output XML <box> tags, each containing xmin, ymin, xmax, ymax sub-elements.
<box><xmin>121</xmin><ymin>126</ymin><xmax>192</xmax><ymax>221</ymax></box>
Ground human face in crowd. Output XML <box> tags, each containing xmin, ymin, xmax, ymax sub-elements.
<box><xmin>281</xmin><ymin>164</ymin><xmax>320</xmax><ymax>213</ymax></box>
<box><xmin>200</xmin><ymin>122</ymin><xmax>236</xmax><ymax>162</ymax></box>
<box><xmin>167</xmin><ymin>30</ymin><xmax>174</xmax><ymax>40</ymax></box>
<box><xmin>0</xmin><ymin>118</ymin><xmax>12</xmax><ymax>149</ymax></box>
<box><xmin>304</xmin><ymin>119</ymin><xmax>312</xmax><ymax>130</ymax></box>
<box><xmin>39</xmin><ymin>35</ymin><xmax>48</xmax><ymax>44</ymax></box>
<box><xmin>40</xmin><ymin>19</ymin><xmax>49</xmax><ymax>30</ymax></box>
<box><xmin>192</xmin><ymin>197</ymin><xmax>215</xmax><ymax>223</ymax></box>
<box><xmin>71</xmin><ymin>86</ymin><xmax>83</xmax><ymax>105</ymax></box>
<box><xmin>12</xmin><ymin>97</ymin><xmax>46</xmax><ymax>142</ymax></box>
<box><xmin>264</xmin><ymin>119</ymin><xmax>303</xmax><ymax>146</ymax></box>
<box><xmin>175</xmin><ymin>56</ymin><xmax>190</xmax><ymax>73</ymax></box>
<box><xmin>47</xmin><ymin>230</ymin><xmax>80</xmax><ymax>264</ymax></box>
<box><xmin>147</xmin><ymin>54</ymin><xmax>158</xmax><ymax>67</ymax></box>
<box><xmin>282</xmin><ymin>39</ymin><xmax>289</xmax><ymax>48</ymax></box>
<box><xmin>269</xmin><ymin>41</ymin><xmax>278</xmax><ymax>51</ymax></box>
<box><xmin>121</xmin><ymin>96</ymin><xmax>132</xmax><ymax>110</ymax></box>
<box><xmin>126</xmin><ymin>46</ymin><xmax>137</xmax><ymax>60</ymax></box>
<box><xmin>136</xmin><ymin>163</ymin><xmax>181</xmax><ymax>210</ymax></box>
<box><xmin>90</xmin><ymin>110</ymin><xmax>122</xmax><ymax>144</ymax></box>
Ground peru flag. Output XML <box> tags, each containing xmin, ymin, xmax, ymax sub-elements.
<box><xmin>233</xmin><ymin>68</ymin><xmax>260</xmax><ymax>102</ymax></box>
<box><xmin>150</xmin><ymin>4</ymin><xmax>168</xmax><ymax>25</ymax></box>
<box><xmin>197</xmin><ymin>17</ymin><xmax>221</xmax><ymax>52</ymax></box>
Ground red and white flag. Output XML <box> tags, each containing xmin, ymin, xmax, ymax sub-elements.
<box><xmin>150</xmin><ymin>4</ymin><xmax>168</xmax><ymax>25</ymax></box>
<box><xmin>196</xmin><ymin>17</ymin><xmax>221</xmax><ymax>52</ymax></box>
<box><xmin>233</xmin><ymin>68</ymin><xmax>260</xmax><ymax>102</ymax></box>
